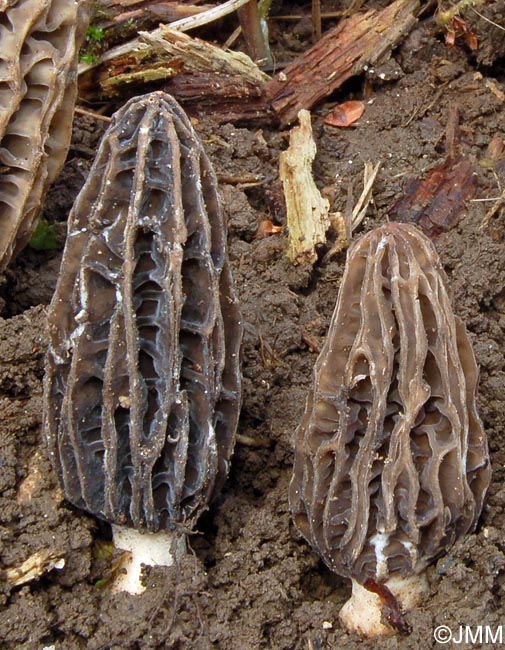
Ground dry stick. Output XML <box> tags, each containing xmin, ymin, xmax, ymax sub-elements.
<box><xmin>312</xmin><ymin>0</ymin><xmax>322</xmax><ymax>41</ymax></box>
<box><xmin>469</xmin><ymin>5</ymin><xmax>505</xmax><ymax>31</ymax></box>
<box><xmin>480</xmin><ymin>189</ymin><xmax>505</xmax><ymax>228</ymax></box>
<box><xmin>342</xmin><ymin>0</ymin><xmax>367</xmax><ymax>18</ymax></box>
<box><xmin>325</xmin><ymin>161</ymin><xmax>381</xmax><ymax>261</ymax></box>
<box><xmin>276</xmin><ymin>1</ymin><xmax>367</xmax><ymax>23</ymax></box>
<box><xmin>87</xmin><ymin>1</ymin><xmax>211</xmax><ymax>38</ymax></box>
<box><xmin>74</xmin><ymin>106</ymin><xmax>112</xmax><ymax>123</ymax></box>
<box><xmin>223</xmin><ymin>25</ymin><xmax>242</xmax><ymax>49</ymax></box>
<box><xmin>351</xmin><ymin>161</ymin><xmax>381</xmax><ymax>229</ymax></box>
<box><xmin>273</xmin><ymin>12</ymin><xmax>342</xmax><ymax>20</ymax></box>
<box><xmin>169</xmin><ymin>0</ymin><xmax>251</xmax><ymax>31</ymax></box>
<box><xmin>78</xmin><ymin>0</ymin><xmax>253</xmax><ymax>75</ymax></box>
<box><xmin>2</xmin><ymin>550</ymin><xmax>65</xmax><ymax>587</ymax></box>
<box><xmin>445</xmin><ymin>104</ymin><xmax>460</xmax><ymax>160</ymax></box>
<box><xmin>480</xmin><ymin>170</ymin><xmax>505</xmax><ymax>230</ymax></box>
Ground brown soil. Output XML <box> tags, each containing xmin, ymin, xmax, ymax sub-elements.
<box><xmin>1</xmin><ymin>3</ymin><xmax>504</xmax><ymax>649</ymax></box>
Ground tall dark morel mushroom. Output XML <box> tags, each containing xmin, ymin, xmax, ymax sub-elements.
<box><xmin>290</xmin><ymin>222</ymin><xmax>490</xmax><ymax>635</ymax></box>
<box><xmin>0</xmin><ymin>0</ymin><xmax>89</xmax><ymax>272</ymax></box>
<box><xmin>44</xmin><ymin>92</ymin><xmax>242</xmax><ymax>593</ymax></box>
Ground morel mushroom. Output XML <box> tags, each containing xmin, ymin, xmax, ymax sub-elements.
<box><xmin>290</xmin><ymin>222</ymin><xmax>490</xmax><ymax>636</ymax></box>
<box><xmin>43</xmin><ymin>92</ymin><xmax>242</xmax><ymax>593</ymax></box>
<box><xmin>0</xmin><ymin>0</ymin><xmax>89</xmax><ymax>272</ymax></box>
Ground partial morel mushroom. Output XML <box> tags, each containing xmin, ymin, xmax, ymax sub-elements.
<box><xmin>290</xmin><ymin>222</ymin><xmax>491</xmax><ymax>636</ymax></box>
<box><xmin>43</xmin><ymin>92</ymin><xmax>243</xmax><ymax>593</ymax></box>
<box><xmin>0</xmin><ymin>0</ymin><xmax>89</xmax><ymax>272</ymax></box>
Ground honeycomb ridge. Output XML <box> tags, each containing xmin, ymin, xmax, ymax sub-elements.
<box><xmin>44</xmin><ymin>92</ymin><xmax>242</xmax><ymax>532</ymax></box>
<box><xmin>0</xmin><ymin>0</ymin><xmax>88</xmax><ymax>271</ymax></box>
<box><xmin>290</xmin><ymin>222</ymin><xmax>490</xmax><ymax>583</ymax></box>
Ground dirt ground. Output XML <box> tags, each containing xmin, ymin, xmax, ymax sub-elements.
<box><xmin>0</xmin><ymin>2</ymin><xmax>504</xmax><ymax>649</ymax></box>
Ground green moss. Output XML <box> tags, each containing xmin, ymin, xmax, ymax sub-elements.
<box><xmin>79</xmin><ymin>51</ymin><xmax>100</xmax><ymax>64</ymax></box>
<box><xmin>28</xmin><ymin>219</ymin><xmax>60</xmax><ymax>251</ymax></box>
<box><xmin>80</xmin><ymin>21</ymin><xmax>106</xmax><ymax>64</ymax></box>
<box><xmin>85</xmin><ymin>24</ymin><xmax>105</xmax><ymax>43</ymax></box>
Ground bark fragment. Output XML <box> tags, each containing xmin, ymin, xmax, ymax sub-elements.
<box><xmin>390</xmin><ymin>105</ymin><xmax>477</xmax><ymax>238</ymax></box>
<box><xmin>164</xmin><ymin>73</ymin><xmax>270</xmax><ymax>123</ymax></box>
<box><xmin>79</xmin><ymin>24</ymin><xmax>270</xmax><ymax>121</ymax></box>
<box><xmin>389</xmin><ymin>157</ymin><xmax>476</xmax><ymax>238</ymax></box>
<box><xmin>265</xmin><ymin>0</ymin><xmax>419</xmax><ymax>125</ymax></box>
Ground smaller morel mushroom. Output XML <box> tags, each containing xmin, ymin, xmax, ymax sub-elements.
<box><xmin>43</xmin><ymin>92</ymin><xmax>242</xmax><ymax>593</ymax></box>
<box><xmin>0</xmin><ymin>0</ymin><xmax>89</xmax><ymax>272</ymax></box>
<box><xmin>290</xmin><ymin>222</ymin><xmax>491</xmax><ymax>636</ymax></box>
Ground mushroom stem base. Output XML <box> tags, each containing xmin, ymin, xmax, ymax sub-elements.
<box><xmin>339</xmin><ymin>573</ymin><xmax>429</xmax><ymax>637</ymax></box>
<box><xmin>111</xmin><ymin>525</ymin><xmax>186</xmax><ymax>594</ymax></box>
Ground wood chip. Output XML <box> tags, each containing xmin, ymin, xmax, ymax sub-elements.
<box><xmin>280</xmin><ymin>110</ymin><xmax>330</xmax><ymax>265</ymax></box>
<box><xmin>3</xmin><ymin>550</ymin><xmax>65</xmax><ymax>587</ymax></box>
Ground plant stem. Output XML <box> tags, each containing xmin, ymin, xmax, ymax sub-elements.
<box><xmin>312</xmin><ymin>0</ymin><xmax>322</xmax><ymax>41</ymax></box>
<box><xmin>436</xmin><ymin>0</ymin><xmax>484</xmax><ymax>26</ymax></box>
<box><xmin>237</xmin><ymin>0</ymin><xmax>273</xmax><ymax>66</ymax></box>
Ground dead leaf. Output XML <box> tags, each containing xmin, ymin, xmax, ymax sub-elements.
<box><xmin>324</xmin><ymin>100</ymin><xmax>365</xmax><ymax>127</ymax></box>
<box><xmin>486</xmin><ymin>134</ymin><xmax>505</xmax><ymax>162</ymax></box>
<box><xmin>254</xmin><ymin>220</ymin><xmax>282</xmax><ymax>239</ymax></box>
<box><xmin>445</xmin><ymin>16</ymin><xmax>478</xmax><ymax>51</ymax></box>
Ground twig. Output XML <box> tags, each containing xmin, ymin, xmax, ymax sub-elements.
<box><xmin>445</xmin><ymin>104</ymin><xmax>460</xmax><ymax>159</ymax></box>
<box><xmin>223</xmin><ymin>25</ymin><xmax>242</xmax><ymax>49</ymax></box>
<box><xmin>280</xmin><ymin>109</ymin><xmax>331</xmax><ymax>265</ymax></box>
<box><xmin>170</xmin><ymin>0</ymin><xmax>252</xmax><ymax>31</ymax></box>
<box><xmin>74</xmin><ymin>106</ymin><xmax>112</xmax><ymax>123</ymax></box>
<box><xmin>312</xmin><ymin>0</ymin><xmax>322</xmax><ymax>41</ymax></box>
<box><xmin>351</xmin><ymin>161</ymin><xmax>381</xmax><ymax>228</ymax></box>
<box><xmin>480</xmin><ymin>172</ymin><xmax>505</xmax><ymax>229</ymax></box>
<box><xmin>469</xmin><ymin>5</ymin><xmax>505</xmax><ymax>31</ymax></box>
<box><xmin>2</xmin><ymin>550</ymin><xmax>65</xmax><ymax>587</ymax></box>
<box><xmin>480</xmin><ymin>191</ymin><xmax>505</xmax><ymax>228</ymax></box>
<box><xmin>402</xmin><ymin>84</ymin><xmax>447</xmax><ymax>128</ymax></box>
<box><xmin>325</xmin><ymin>161</ymin><xmax>381</xmax><ymax>260</ymax></box>
<box><xmin>272</xmin><ymin>11</ymin><xmax>357</xmax><ymax>21</ymax></box>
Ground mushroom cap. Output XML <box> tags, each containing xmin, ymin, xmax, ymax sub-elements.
<box><xmin>290</xmin><ymin>222</ymin><xmax>491</xmax><ymax>583</ymax></box>
<box><xmin>0</xmin><ymin>0</ymin><xmax>89</xmax><ymax>272</ymax></box>
<box><xmin>43</xmin><ymin>92</ymin><xmax>242</xmax><ymax>533</ymax></box>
